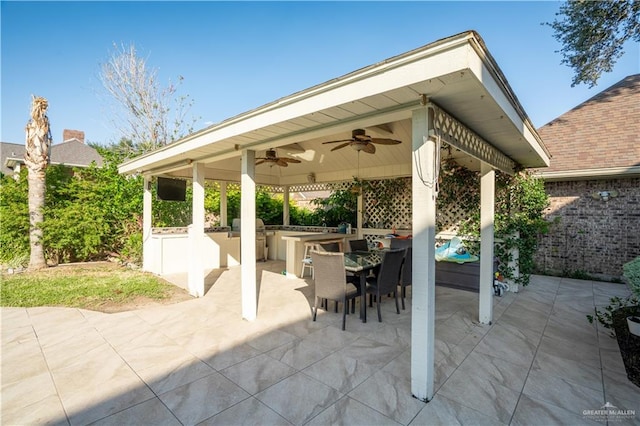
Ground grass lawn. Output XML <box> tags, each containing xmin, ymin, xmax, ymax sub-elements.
<box><xmin>0</xmin><ymin>262</ymin><xmax>192</xmax><ymax>312</ymax></box>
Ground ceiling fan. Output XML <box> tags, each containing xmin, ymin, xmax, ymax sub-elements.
<box><xmin>255</xmin><ymin>149</ymin><xmax>301</xmax><ymax>167</ymax></box>
<box><xmin>322</xmin><ymin>128</ymin><xmax>401</xmax><ymax>154</ymax></box>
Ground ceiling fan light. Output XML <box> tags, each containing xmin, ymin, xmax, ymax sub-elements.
<box><xmin>352</xmin><ymin>143</ymin><xmax>366</xmax><ymax>151</ymax></box>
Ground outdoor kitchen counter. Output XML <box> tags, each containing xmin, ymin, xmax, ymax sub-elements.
<box><xmin>281</xmin><ymin>233</ymin><xmax>355</xmax><ymax>278</ymax></box>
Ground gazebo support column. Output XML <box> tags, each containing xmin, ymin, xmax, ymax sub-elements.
<box><xmin>142</xmin><ymin>176</ymin><xmax>153</xmax><ymax>272</ymax></box>
<box><xmin>283</xmin><ymin>186</ymin><xmax>290</xmax><ymax>226</ymax></box>
<box><xmin>241</xmin><ymin>150</ymin><xmax>257</xmax><ymax>321</ymax></box>
<box><xmin>357</xmin><ymin>191</ymin><xmax>363</xmax><ymax>239</ymax></box>
<box><xmin>188</xmin><ymin>162</ymin><xmax>206</xmax><ymax>297</ymax></box>
<box><xmin>220</xmin><ymin>181</ymin><xmax>227</xmax><ymax>227</ymax></box>
<box><xmin>410</xmin><ymin>106</ymin><xmax>437</xmax><ymax>402</ymax></box>
<box><xmin>479</xmin><ymin>162</ymin><xmax>495</xmax><ymax>324</ymax></box>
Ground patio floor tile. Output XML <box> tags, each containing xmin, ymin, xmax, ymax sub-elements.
<box><xmin>158</xmin><ymin>372</ymin><xmax>250</xmax><ymax>425</ymax></box>
<box><xmin>255</xmin><ymin>372</ymin><xmax>342</xmax><ymax>425</ymax></box>
<box><xmin>2</xmin><ymin>266</ymin><xmax>639</xmax><ymax>425</ymax></box>
<box><xmin>511</xmin><ymin>394</ymin><xmax>602</xmax><ymax>426</ymax></box>
<box><xmin>307</xmin><ymin>396</ymin><xmax>400</xmax><ymax>426</ymax></box>
<box><xmin>410</xmin><ymin>394</ymin><xmax>505</xmax><ymax>426</ymax></box>
<box><xmin>198</xmin><ymin>397</ymin><xmax>293</xmax><ymax>425</ymax></box>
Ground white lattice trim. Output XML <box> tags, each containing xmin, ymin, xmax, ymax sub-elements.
<box><xmin>430</xmin><ymin>103</ymin><xmax>516</xmax><ymax>174</ymax></box>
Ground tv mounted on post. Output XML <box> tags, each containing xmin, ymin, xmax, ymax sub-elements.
<box><xmin>157</xmin><ymin>177</ymin><xmax>187</xmax><ymax>201</ymax></box>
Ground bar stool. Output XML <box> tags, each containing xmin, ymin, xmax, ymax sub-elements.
<box><xmin>301</xmin><ymin>242</ymin><xmax>316</xmax><ymax>278</ymax></box>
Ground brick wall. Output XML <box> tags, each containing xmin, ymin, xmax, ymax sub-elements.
<box><xmin>535</xmin><ymin>177</ymin><xmax>640</xmax><ymax>279</ymax></box>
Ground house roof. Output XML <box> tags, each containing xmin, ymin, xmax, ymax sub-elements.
<box><xmin>535</xmin><ymin>74</ymin><xmax>640</xmax><ymax>181</ymax></box>
<box><xmin>0</xmin><ymin>140</ymin><xmax>103</xmax><ymax>176</ymax></box>
<box><xmin>119</xmin><ymin>31</ymin><xmax>550</xmax><ymax>185</ymax></box>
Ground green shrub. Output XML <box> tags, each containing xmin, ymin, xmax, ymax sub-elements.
<box><xmin>623</xmin><ymin>256</ymin><xmax>640</xmax><ymax>298</ymax></box>
<box><xmin>0</xmin><ymin>171</ymin><xmax>30</xmax><ymax>264</ymax></box>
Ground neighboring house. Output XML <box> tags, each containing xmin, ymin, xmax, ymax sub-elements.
<box><xmin>1</xmin><ymin>129</ymin><xmax>103</xmax><ymax>176</ymax></box>
<box><xmin>534</xmin><ymin>74</ymin><xmax>640</xmax><ymax>280</ymax></box>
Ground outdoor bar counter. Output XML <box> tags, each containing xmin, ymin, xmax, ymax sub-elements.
<box><xmin>147</xmin><ymin>226</ymin><xmax>356</xmax><ymax>277</ymax></box>
<box><xmin>280</xmin><ymin>232</ymin><xmax>356</xmax><ymax>278</ymax></box>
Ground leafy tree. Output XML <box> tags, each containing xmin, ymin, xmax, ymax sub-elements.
<box><xmin>98</xmin><ymin>43</ymin><xmax>198</xmax><ymax>153</ymax></box>
<box><xmin>548</xmin><ymin>0</ymin><xmax>640</xmax><ymax>87</ymax></box>
<box><xmin>311</xmin><ymin>188</ymin><xmax>357</xmax><ymax>227</ymax></box>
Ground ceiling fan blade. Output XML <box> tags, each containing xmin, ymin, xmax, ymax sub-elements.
<box><xmin>370</xmin><ymin>138</ymin><xmax>402</xmax><ymax>145</ymax></box>
<box><xmin>363</xmin><ymin>143</ymin><xmax>376</xmax><ymax>154</ymax></box>
<box><xmin>330</xmin><ymin>142</ymin><xmax>352</xmax><ymax>152</ymax></box>
<box><xmin>281</xmin><ymin>158</ymin><xmax>301</xmax><ymax>163</ymax></box>
<box><xmin>256</xmin><ymin>160</ymin><xmax>266</xmax><ymax>165</ymax></box>
<box><xmin>323</xmin><ymin>139</ymin><xmax>353</xmax><ymax>145</ymax></box>
<box><xmin>276</xmin><ymin>159</ymin><xmax>288</xmax><ymax>167</ymax></box>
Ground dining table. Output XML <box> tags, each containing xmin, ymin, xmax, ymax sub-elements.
<box><xmin>343</xmin><ymin>251</ymin><xmax>384</xmax><ymax>323</ymax></box>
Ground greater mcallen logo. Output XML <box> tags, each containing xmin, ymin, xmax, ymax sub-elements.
<box><xmin>583</xmin><ymin>402</ymin><xmax>636</xmax><ymax>422</ymax></box>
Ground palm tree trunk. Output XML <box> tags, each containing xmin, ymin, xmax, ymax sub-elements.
<box><xmin>24</xmin><ymin>96</ymin><xmax>52</xmax><ymax>270</ymax></box>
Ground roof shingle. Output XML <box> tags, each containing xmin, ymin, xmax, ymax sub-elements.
<box><xmin>536</xmin><ymin>74</ymin><xmax>640</xmax><ymax>175</ymax></box>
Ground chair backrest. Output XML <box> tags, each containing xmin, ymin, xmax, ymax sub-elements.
<box><xmin>390</xmin><ymin>238</ymin><xmax>412</xmax><ymax>250</ymax></box>
<box><xmin>318</xmin><ymin>242</ymin><xmax>341</xmax><ymax>253</ymax></box>
<box><xmin>310</xmin><ymin>251</ymin><xmax>347</xmax><ymax>300</ymax></box>
<box><xmin>390</xmin><ymin>239</ymin><xmax>412</xmax><ymax>286</ymax></box>
<box><xmin>376</xmin><ymin>248</ymin><xmax>405</xmax><ymax>293</ymax></box>
<box><xmin>348</xmin><ymin>239</ymin><xmax>368</xmax><ymax>252</ymax></box>
<box><xmin>400</xmin><ymin>247</ymin><xmax>412</xmax><ymax>286</ymax></box>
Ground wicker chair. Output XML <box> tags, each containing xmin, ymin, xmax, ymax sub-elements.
<box><xmin>318</xmin><ymin>242</ymin><xmax>341</xmax><ymax>252</ymax></box>
<box><xmin>365</xmin><ymin>248</ymin><xmax>405</xmax><ymax>322</ymax></box>
<box><xmin>390</xmin><ymin>239</ymin><xmax>412</xmax><ymax>310</ymax></box>
<box><xmin>310</xmin><ymin>250</ymin><xmax>360</xmax><ymax>330</ymax></box>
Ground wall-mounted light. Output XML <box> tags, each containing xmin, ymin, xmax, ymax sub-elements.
<box><xmin>307</xmin><ymin>172</ymin><xmax>316</xmax><ymax>183</ymax></box>
<box><xmin>590</xmin><ymin>190</ymin><xmax>618</xmax><ymax>202</ymax></box>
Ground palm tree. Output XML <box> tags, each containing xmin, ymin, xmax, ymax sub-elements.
<box><xmin>24</xmin><ymin>96</ymin><xmax>52</xmax><ymax>270</ymax></box>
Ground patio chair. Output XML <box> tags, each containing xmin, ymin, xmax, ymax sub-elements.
<box><xmin>348</xmin><ymin>239</ymin><xmax>369</xmax><ymax>252</ymax></box>
<box><xmin>390</xmin><ymin>239</ymin><xmax>412</xmax><ymax>310</ymax></box>
<box><xmin>365</xmin><ymin>248</ymin><xmax>405</xmax><ymax>322</ymax></box>
<box><xmin>318</xmin><ymin>242</ymin><xmax>341</xmax><ymax>252</ymax></box>
<box><xmin>311</xmin><ymin>250</ymin><xmax>360</xmax><ymax>330</ymax></box>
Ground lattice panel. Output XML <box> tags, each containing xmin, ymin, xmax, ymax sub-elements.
<box><xmin>262</xmin><ymin>183</ymin><xmax>334</xmax><ymax>193</ymax></box>
<box><xmin>360</xmin><ymin>178</ymin><xmax>475</xmax><ymax>233</ymax></box>
<box><xmin>430</xmin><ymin>103</ymin><xmax>516</xmax><ymax>174</ymax></box>
<box><xmin>362</xmin><ymin>178</ymin><xmax>412</xmax><ymax>229</ymax></box>
<box><xmin>436</xmin><ymin>201</ymin><xmax>476</xmax><ymax>234</ymax></box>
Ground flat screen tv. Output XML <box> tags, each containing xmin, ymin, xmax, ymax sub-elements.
<box><xmin>157</xmin><ymin>177</ymin><xmax>187</xmax><ymax>201</ymax></box>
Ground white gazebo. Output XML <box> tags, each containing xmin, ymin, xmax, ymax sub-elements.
<box><xmin>118</xmin><ymin>30</ymin><xmax>550</xmax><ymax>402</ymax></box>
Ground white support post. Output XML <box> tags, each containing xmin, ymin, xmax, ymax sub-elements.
<box><xmin>479</xmin><ymin>162</ymin><xmax>495</xmax><ymax>324</ymax></box>
<box><xmin>142</xmin><ymin>176</ymin><xmax>153</xmax><ymax>272</ymax></box>
<box><xmin>283</xmin><ymin>186</ymin><xmax>290</xmax><ymax>226</ymax></box>
<box><xmin>188</xmin><ymin>162</ymin><xmax>206</xmax><ymax>297</ymax></box>
<box><xmin>241</xmin><ymin>150</ymin><xmax>257</xmax><ymax>321</ymax></box>
<box><xmin>506</xmin><ymin>231</ymin><xmax>520</xmax><ymax>292</ymax></box>
<box><xmin>220</xmin><ymin>181</ymin><xmax>228</xmax><ymax>227</ymax></box>
<box><xmin>410</xmin><ymin>106</ymin><xmax>437</xmax><ymax>402</ymax></box>
<box><xmin>357</xmin><ymin>191</ymin><xmax>363</xmax><ymax>239</ymax></box>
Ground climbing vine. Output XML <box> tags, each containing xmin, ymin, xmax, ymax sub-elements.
<box><xmin>454</xmin><ymin>167</ymin><xmax>550</xmax><ymax>286</ymax></box>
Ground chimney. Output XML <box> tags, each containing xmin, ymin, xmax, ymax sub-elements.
<box><xmin>63</xmin><ymin>129</ymin><xmax>85</xmax><ymax>143</ymax></box>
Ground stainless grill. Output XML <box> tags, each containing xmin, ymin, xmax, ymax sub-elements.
<box><xmin>231</xmin><ymin>218</ymin><xmax>267</xmax><ymax>261</ymax></box>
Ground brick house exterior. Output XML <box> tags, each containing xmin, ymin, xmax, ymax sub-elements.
<box><xmin>534</xmin><ymin>75</ymin><xmax>640</xmax><ymax>280</ymax></box>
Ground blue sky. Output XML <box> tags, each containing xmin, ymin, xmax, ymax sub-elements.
<box><xmin>2</xmin><ymin>1</ymin><xmax>638</xmax><ymax>146</ymax></box>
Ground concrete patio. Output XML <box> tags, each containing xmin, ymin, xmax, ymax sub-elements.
<box><xmin>2</xmin><ymin>261</ymin><xmax>639</xmax><ymax>425</ymax></box>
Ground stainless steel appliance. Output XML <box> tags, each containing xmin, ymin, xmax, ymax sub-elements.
<box><xmin>231</xmin><ymin>218</ymin><xmax>267</xmax><ymax>261</ymax></box>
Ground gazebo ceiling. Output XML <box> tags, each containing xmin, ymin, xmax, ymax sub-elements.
<box><xmin>119</xmin><ymin>31</ymin><xmax>550</xmax><ymax>185</ymax></box>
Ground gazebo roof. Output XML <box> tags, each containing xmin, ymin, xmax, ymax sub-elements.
<box><xmin>118</xmin><ymin>31</ymin><xmax>550</xmax><ymax>184</ymax></box>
